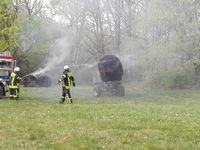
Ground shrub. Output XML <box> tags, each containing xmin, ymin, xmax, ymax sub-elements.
<box><xmin>144</xmin><ymin>70</ymin><xmax>195</xmax><ymax>89</ymax></box>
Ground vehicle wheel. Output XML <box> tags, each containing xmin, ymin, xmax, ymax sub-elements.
<box><xmin>0</xmin><ymin>85</ymin><xmax>4</xmax><ymax>98</ymax></box>
<box><xmin>37</xmin><ymin>76</ymin><xmax>51</xmax><ymax>87</ymax></box>
<box><xmin>27</xmin><ymin>80</ymin><xmax>37</xmax><ymax>87</ymax></box>
<box><xmin>23</xmin><ymin>75</ymin><xmax>37</xmax><ymax>87</ymax></box>
<box><xmin>93</xmin><ymin>85</ymin><xmax>101</xmax><ymax>97</ymax></box>
<box><xmin>119</xmin><ymin>86</ymin><xmax>125</xmax><ymax>96</ymax></box>
<box><xmin>115</xmin><ymin>86</ymin><xmax>125</xmax><ymax>97</ymax></box>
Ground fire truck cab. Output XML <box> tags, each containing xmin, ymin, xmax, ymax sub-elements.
<box><xmin>0</xmin><ymin>51</ymin><xmax>16</xmax><ymax>97</ymax></box>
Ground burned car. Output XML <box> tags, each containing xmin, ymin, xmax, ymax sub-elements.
<box><xmin>93</xmin><ymin>55</ymin><xmax>125</xmax><ymax>97</ymax></box>
<box><xmin>23</xmin><ymin>74</ymin><xmax>51</xmax><ymax>87</ymax></box>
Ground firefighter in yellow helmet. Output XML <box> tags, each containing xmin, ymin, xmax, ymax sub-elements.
<box><xmin>58</xmin><ymin>65</ymin><xmax>75</xmax><ymax>104</ymax></box>
<box><xmin>9</xmin><ymin>67</ymin><xmax>21</xmax><ymax>100</ymax></box>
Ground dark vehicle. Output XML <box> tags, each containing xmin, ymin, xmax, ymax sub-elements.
<box><xmin>22</xmin><ymin>75</ymin><xmax>37</xmax><ymax>87</ymax></box>
<box><xmin>93</xmin><ymin>55</ymin><xmax>125</xmax><ymax>97</ymax></box>
<box><xmin>23</xmin><ymin>74</ymin><xmax>51</xmax><ymax>87</ymax></box>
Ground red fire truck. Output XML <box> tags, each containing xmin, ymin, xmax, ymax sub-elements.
<box><xmin>0</xmin><ymin>51</ymin><xmax>16</xmax><ymax>97</ymax></box>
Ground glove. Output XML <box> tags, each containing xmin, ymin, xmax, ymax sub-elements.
<box><xmin>73</xmin><ymin>82</ymin><xmax>76</xmax><ymax>87</ymax></box>
<box><xmin>17</xmin><ymin>77</ymin><xmax>22</xmax><ymax>82</ymax></box>
<box><xmin>17</xmin><ymin>77</ymin><xmax>22</xmax><ymax>80</ymax></box>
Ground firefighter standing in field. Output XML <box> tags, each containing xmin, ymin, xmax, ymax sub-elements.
<box><xmin>58</xmin><ymin>65</ymin><xmax>76</xmax><ymax>104</ymax></box>
<box><xmin>9</xmin><ymin>67</ymin><xmax>21</xmax><ymax>100</ymax></box>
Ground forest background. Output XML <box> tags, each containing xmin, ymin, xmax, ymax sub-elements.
<box><xmin>1</xmin><ymin>0</ymin><xmax>200</xmax><ymax>89</ymax></box>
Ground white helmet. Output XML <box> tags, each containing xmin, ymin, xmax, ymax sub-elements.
<box><xmin>64</xmin><ymin>65</ymin><xmax>69</xmax><ymax>70</ymax></box>
<box><xmin>14</xmin><ymin>67</ymin><xmax>20</xmax><ymax>72</ymax></box>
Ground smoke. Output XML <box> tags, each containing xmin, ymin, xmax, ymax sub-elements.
<box><xmin>32</xmin><ymin>37</ymin><xmax>72</xmax><ymax>76</ymax></box>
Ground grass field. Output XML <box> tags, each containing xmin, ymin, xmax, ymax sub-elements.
<box><xmin>1</xmin><ymin>85</ymin><xmax>200</xmax><ymax>150</ymax></box>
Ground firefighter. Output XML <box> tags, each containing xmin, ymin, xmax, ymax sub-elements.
<box><xmin>58</xmin><ymin>65</ymin><xmax>76</xmax><ymax>104</ymax></box>
<box><xmin>9</xmin><ymin>67</ymin><xmax>21</xmax><ymax>100</ymax></box>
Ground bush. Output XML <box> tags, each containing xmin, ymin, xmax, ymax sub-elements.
<box><xmin>144</xmin><ymin>70</ymin><xmax>195</xmax><ymax>89</ymax></box>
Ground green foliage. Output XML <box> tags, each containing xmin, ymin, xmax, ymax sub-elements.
<box><xmin>0</xmin><ymin>0</ymin><xmax>17</xmax><ymax>52</ymax></box>
<box><xmin>15</xmin><ymin>51</ymin><xmax>47</xmax><ymax>75</ymax></box>
<box><xmin>145</xmin><ymin>69</ymin><xmax>195</xmax><ymax>89</ymax></box>
<box><xmin>15</xmin><ymin>13</ymin><xmax>65</xmax><ymax>75</ymax></box>
<box><xmin>128</xmin><ymin>0</ymin><xmax>200</xmax><ymax>89</ymax></box>
<box><xmin>6</xmin><ymin>0</ymin><xmax>200</xmax><ymax>89</ymax></box>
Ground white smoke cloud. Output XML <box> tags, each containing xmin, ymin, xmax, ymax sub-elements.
<box><xmin>32</xmin><ymin>37</ymin><xmax>71</xmax><ymax>76</ymax></box>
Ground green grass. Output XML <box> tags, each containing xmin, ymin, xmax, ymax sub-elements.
<box><xmin>1</xmin><ymin>86</ymin><xmax>200</xmax><ymax>150</ymax></box>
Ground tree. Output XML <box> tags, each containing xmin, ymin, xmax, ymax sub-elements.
<box><xmin>12</xmin><ymin>0</ymin><xmax>200</xmax><ymax>87</ymax></box>
<box><xmin>0</xmin><ymin>0</ymin><xmax>18</xmax><ymax>52</ymax></box>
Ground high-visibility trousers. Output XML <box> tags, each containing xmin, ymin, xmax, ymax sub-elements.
<box><xmin>9</xmin><ymin>85</ymin><xmax>19</xmax><ymax>99</ymax></box>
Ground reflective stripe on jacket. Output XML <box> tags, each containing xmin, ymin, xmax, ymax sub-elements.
<box><xmin>9</xmin><ymin>72</ymin><xmax>20</xmax><ymax>88</ymax></box>
<box><xmin>61</xmin><ymin>71</ymin><xmax>74</xmax><ymax>89</ymax></box>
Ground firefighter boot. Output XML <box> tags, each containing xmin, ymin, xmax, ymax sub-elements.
<box><xmin>69</xmin><ymin>98</ymin><xmax>73</xmax><ymax>104</ymax></box>
<box><xmin>15</xmin><ymin>92</ymin><xmax>19</xmax><ymax>100</ymax></box>
<box><xmin>59</xmin><ymin>97</ymin><xmax>65</xmax><ymax>104</ymax></box>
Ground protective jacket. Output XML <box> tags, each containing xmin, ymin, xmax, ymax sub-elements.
<box><xmin>9</xmin><ymin>72</ymin><xmax>20</xmax><ymax>88</ymax></box>
<box><xmin>9</xmin><ymin>72</ymin><xmax>21</xmax><ymax>99</ymax></box>
<box><xmin>60</xmin><ymin>70</ymin><xmax>75</xmax><ymax>89</ymax></box>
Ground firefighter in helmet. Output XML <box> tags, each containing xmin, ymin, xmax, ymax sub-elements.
<box><xmin>58</xmin><ymin>65</ymin><xmax>75</xmax><ymax>104</ymax></box>
<box><xmin>9</xmin><ymin>67</ymin><xmax>21</xmax><ymax>100</ymax></box>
